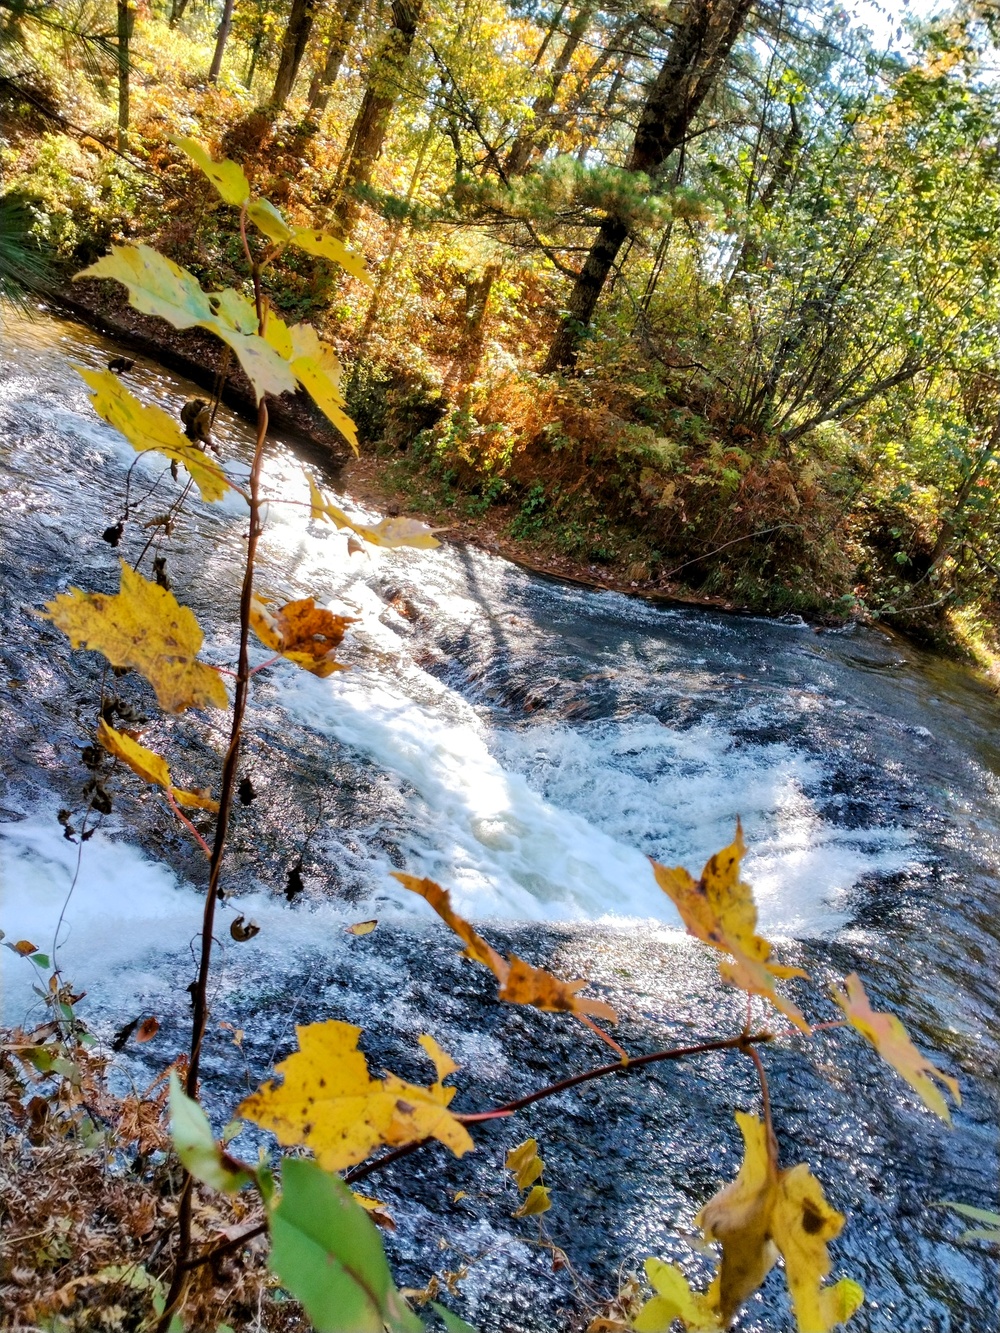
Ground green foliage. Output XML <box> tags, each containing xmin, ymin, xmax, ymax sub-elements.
<box><xmin>269</xmin><ymin>1160</ymin><xmax>423</xmax><ymax>1333</ymax></box>
<box><xmin>168</xmin><ymin>1074</ymin><xmax>253</xmax><ymax>1194</ymax></box>
<box><xmin>936</xmin><ymin>1203</ymin><xmax>1000</xmax><ymax>1246</ymax></box>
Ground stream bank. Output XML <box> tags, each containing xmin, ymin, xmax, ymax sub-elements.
<box><xmin>41</xmin><ymin>284</ymin><xmax>845</xmax><ymax>627</ymax></box>
<box><xmin>51</xmin><ymin>280</ymin><xmax>1000</xmax><ymax>676</ymax></box>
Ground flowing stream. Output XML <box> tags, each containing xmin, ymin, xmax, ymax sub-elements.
<box><xmin>1</xmin><ymin>307</ymin><xmax>998</xmax><ymax>1331</ymax></box>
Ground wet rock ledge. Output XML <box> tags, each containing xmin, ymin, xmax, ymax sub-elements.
<box><xmin>47</xmin><ymin>279</ymin><xmax>353</xmax><ymax>465</ymax></box>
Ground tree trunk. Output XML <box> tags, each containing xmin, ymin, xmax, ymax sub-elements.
<box><xmin>245</xmin><ymin>30</ymin><xmax>262</xmax><ymax>89</ymax></box>
<box><xmin>504</xmin><ymin>2</ymin><xmax>593</xmax><ymax>177</ymax></box>
<box><xmin>271</xmin><ymin>0</ymin><xmax>317</xmax><ymax>108</ymax></box>
<box><xmin>116</xmin><ymin>0</ymin><xmax>134</xmax><ymax>153</ymax></box>
<box><xmin>543</xmin><ymin>0</ymin><xmax>754</xmax><ymax>371</ymax></box>
<box><xmin>209</xmin><ymin>0</ymin><xmax>236</xmax><ymax>83</ymax></box>
<box><xmin>333</xmin><ymin>0</ymin><xmax>423</xmax><ymax>235</ymax></box>
<box><xmin>169</xmin><ymin>0</ymin><xmax>190</xmax><ymax>27</ymax></box>
<box><xmin>308</xmin><ymin>0</ymin><xmax>363</xmax><ymax>115</ymax></box>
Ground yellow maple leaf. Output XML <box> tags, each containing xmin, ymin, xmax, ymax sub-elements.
<box><xmin>288</xmin><ymin>324</ymin><xmax>358</xmax><ymax>455</ymax></box>
<box><xmin>696</xmin><ymin>1113</ymin><xmax>863</xmax><ymax>1333</ymax></box>
<box><xmin>246</xmin><ymin>198</ymin><xmax>372</xmax><ymax>283</ymax></box>
<box><xmin>392</xmin><ymin>873</ymin><xmax>508</xmax><ymax>976</ymax></box>
<box><xmin>97</xmin><ymin>719</ymin><xmax>218</xmax><ymax>811</ymax></box>
<box><xmin>308</xmin><ymin>475</ymin><xmax>446</xmax><ymax>548</ymax></box>
<box><xmin>42</xmin><ymin>563</ymin><xmax>228</xmax><ymax>714</ymax></box>
<box><xmin>418</xmin><ymin>1033</ymin><xmax>457</xmax><ymax>1086</ymax></box>
<box><xmin>832</xmin><ymin>973</ymin><xmax>960</xmax><ymax>1122</ymax></box>
<box><xmin>74</xmin><ymin>366</ymin><xmax>229</xmax><ymax>503</ymax></box>
<box><xmin>351</xmin><ymin>1191</ymin><xmax>395</xmax><ymax>1229</ymax></box>
<box><xmin>237</xmin><ymin>1019</ymin><xmax>473</xmax><ymax>1172</ymax></box>
<box><xmin>501</xmin><ymin>953</ymin><xmax>618</xmax><ymax>1022</ymax></box>
<box><xmin>697</xmin><ymin>1111</ymin><xmax>780</xmax><ymax>1323</ymax></box>
<box><xmin>632</xmin><ymin>1259</ymin><xmax>721</xmax><ymax>1333</ymax></box>
<box><xmin>651</xmin><ymin>823</ymin><xmax>810</xmax><ymax>1032</ymax></box>
<box><xmin>249</xmin><ymin>596</ymin><xmax>356</xmax><ymax>676</ymax></box>
<box><xmin>771</xmin><ymin>1165</ymin><xmax>864</xmax><ymax>1333</ymax></box>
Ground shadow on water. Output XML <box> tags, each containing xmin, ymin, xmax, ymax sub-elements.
<box><xmin>1</xmin><ymin>306</ymin><xmax>998</xmax><ymax>1331</ymax></box>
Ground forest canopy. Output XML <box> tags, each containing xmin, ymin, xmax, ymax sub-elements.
<box><xmin>4</xmin><ymin>0</ymin><xmax>1000</xmax><ymax>653</ymax></box>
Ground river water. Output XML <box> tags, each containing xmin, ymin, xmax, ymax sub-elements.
<box><xmin>0</xmin><ymin>307</ymin><xmax>997</xmax><ymax>1331</ymax></box>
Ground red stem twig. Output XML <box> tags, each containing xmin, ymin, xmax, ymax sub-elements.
<box><xmin>179</xmin><ymin>1028</ymin><xmax>774</xmax><ymax>1275</ymax></box>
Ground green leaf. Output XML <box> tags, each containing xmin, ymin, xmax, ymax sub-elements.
<box><xmin>170</xmin><ymin>136</ymin><xmax>250</xmax><ymax>206</ymax></box>
<box><xmin>210</xmin><ymin>288</ymin><xmax>259</xmax><ymax>335</ymax></box>
<box><xmin>74</xmin><ymin>246</ymin><xmax>295</xmax><ymax>402</ymax></box>
<box><xmin>269</xmin><ymin>1158</ymin><xmax>423</xmax><ymax>1333</ymax></box>
<box><xmin>936</xmin><ymin>1202</ymin><xmax>1000</xmax><ymax>1226</ymax></box>
<box><xmin>30</xmin><ymin>952</ymin><xmax>50</xmax><ymax>968</ymax></box>
<box><xmin>959</xmin><ymin>1228</ymin><xmax>1000</xmax><ymax>1244</ymax></box>
<box><xmin>169</xmin><ymin>1072</ymin><xmax>252</xmax><ymax>1194</ymax></box>
<box><xmin>430</xmin><ymin>1300</ymin><xmax>478</xmax><ymax>1332</ymax></box>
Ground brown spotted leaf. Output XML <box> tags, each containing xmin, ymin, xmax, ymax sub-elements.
<box><xmin>43</xmin><ymin>563</ymin><xmax>228</xmax><ymax>714</ymax></box>
<box><xmin>249</xmin><ymin>596</ymin><xmax>357</xmax><ymax>677</ymax></box>
<box><xmin>651</xmin><ymin>823</ymin><xmax>809</xmax><ymax>1032</ymax></box>
<box><xmin>237</xmin><ymin>1019</ymin><xmax>473</xmax><ymax>1172</ymax></box>
<box><xmin>695</xmin><ymin>1113</ymin><xmax>864</xmax><ymax>1332</ymax></box>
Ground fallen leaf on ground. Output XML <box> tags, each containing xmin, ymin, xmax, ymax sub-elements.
<box><xmin>345</xmin><ymin>919</ymin><xmax>378</xmax><ymax>936</ymax></box>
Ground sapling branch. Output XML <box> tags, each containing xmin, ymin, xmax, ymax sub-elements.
<box><xmin>179</xmin><ymin>1028</ymin><xmax>776</xmax><ymax>1277</ymax></box>
<box><xmin>164</xmin><ymin>790</ymin><xmax>212</xmax><ymax>858</ymax></box>
<box><xmin>157</xmin><ymin>260</ymin><xmax>272</xmax><ymax>1330</ymax></box>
